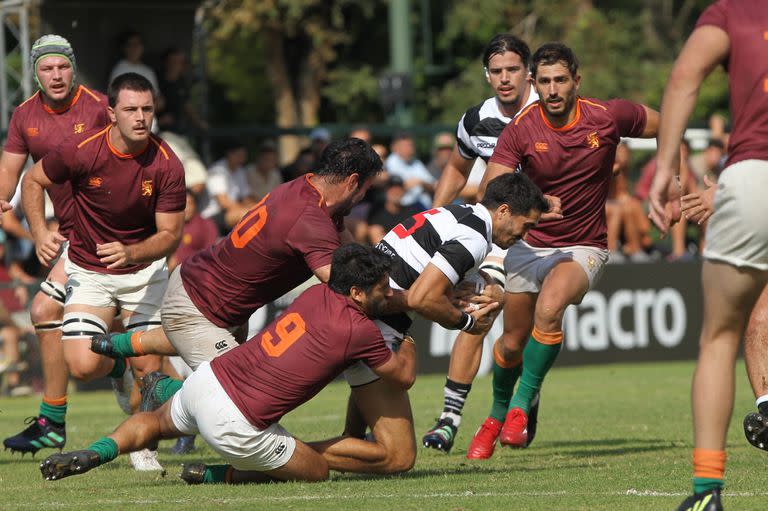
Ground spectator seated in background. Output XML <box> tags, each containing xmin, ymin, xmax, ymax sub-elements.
<box><xmin>427</xmin><ymin>132</ymin><xmax>455</xmax><ymax>181</ymax></box>
<box><xmin>157</xmin><ymin>47</ymin><xmax>207</xmax><ymax>137</ymax></box>
<box><xmin>109</xmin><ymin>31</ymin><xmax>161</xmax><ymax>106</ymax></box>
<box><xmin>366</xmin><ymin>176</ymin><xmax>422</xmax><ymax>244</ymax></box>
<box><xmin>246</xmin><ymin>140</ymin><xmax>282</xmax><ymax>202</ymax></box>
<box><xmin>385</xmin><ymin>132</ymin><xmax>435</xmax><ymax>211</ymax></box>
<box><xmin>688</xmin><ymin>138</ymin><xmax>724</xmax><ymax>186</ymax></box>
<box><xmin>200</xmin><ymin>139</ymin><xmax>255</xmax><ymax>233</ymax></box>
<box><xmin>636</xmin><ymin>140</ymin><xmax>699</xmax><ymax>260</ymax></box>
<box><xmin>0</xmin><ymin>229</ymin><xmax>32</xmax><ymax>396</ymax></box>
<box><xmin>605</xmin><ymin>143</ymin><xmax>653</xmax><ymax>262</ymax></box>
<box><xmin>281</xmin><ymin>147</ymin><xmax>315</xmax><ymax>182</ymax></box>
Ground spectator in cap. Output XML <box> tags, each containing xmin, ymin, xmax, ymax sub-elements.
<box><xmin>427</xmin><ymin>132</ymin><xmax>456</xmax><ymax>180</ymax></box>
<box><xmin>385</xmin><ymin>132</ymin><xmax>435</xmax><ymax>210</ymax></box>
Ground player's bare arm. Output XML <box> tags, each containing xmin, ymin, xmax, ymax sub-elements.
<box><xmin>97</xmin><ymin>210</ymin><xmax>184</xmax><ymax>269</ymax></box>
<box><xmin>407</xmin><ymin>263</ymin><xmax>499</xmax><ymax>335</ymax></box>
<box><xmin>649</xmin><ymin>25</ymin><xmax>729</xmax><ymax>233</ymax></box>
<box><xmin>20</xmin><ymin>160</ymin><xmax>65</xmax><ymax>265</ymax></box>
<box><xmin>432</xmin><ymin>147</ymin><xmax>475</xmax><ymax>208</ymax></box>
<box><xmin>0</xmin><ymin>151</ymin><xmax>30</xmax><ymax>221</ymax></box>
<box><xmin>371</xmin><ymin>337</ymin><xmax>416</xmax><ymax>390</ymax></box>
<box><xmin>313</xmin><ymin>264</ymin><xmax>331</xmax><ymax>283</ymax></box>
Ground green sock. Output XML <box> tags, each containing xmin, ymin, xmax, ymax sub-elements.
<box><xmin>489</xmin><ymin>361</ymin><xmax>522</xmax><ymax>421</ymax></box>
<box><xmin>87</xmin><ymin>436</ymin><xmax>119</xmax><ymax>465</ymax></box>
<box><xmin>693</xmin><ymin>477</ymin><xmax>723</xmax><ymax>494</ymax></box>
<box><xmin>155</xmin><ymin>378</ymin><xmax>184</xmax><ymax>404</ymax></box>
<box><xmin>39</xmin><ymin>401</ymin><xmax>67</xmax><ymax>425</ymax></box>
<box><xmin>508</xmin><ymin>335</ymin><xmax>561</xmax><ymax>414</ymax></box>
<box><xmin>203</xmin><ymin>464</ymin><xmax>231</xmax><ymax>483</ymax></box>
<box><xmin>110</xmin><ymin>332</ymin><xmax>137</xmax><ymax>357</ymax></box>
<box><xmin>107</xmin><ymin>357</ymin><xmax>127</xmax><ymax>379</ymax></box>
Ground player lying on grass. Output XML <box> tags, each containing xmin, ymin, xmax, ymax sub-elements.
<box><xmin>40</xmin><ymin>244</ymin><xmax>417</xmax><ymax>484</ymax></box>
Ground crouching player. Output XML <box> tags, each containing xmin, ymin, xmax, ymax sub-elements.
<box><xmin>40</xmin><ymin>244</ymin><xmax>416</xmax><ymax>484</ymax></box>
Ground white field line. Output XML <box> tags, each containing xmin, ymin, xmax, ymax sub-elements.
<box><xmin>12</xmin><ymin>489</ymin><xmax>768</xmax><ymax>507</ymax></box>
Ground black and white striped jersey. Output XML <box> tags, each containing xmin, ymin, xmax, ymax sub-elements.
<box><xmin>456</xmin><ymin>91</ymin><xmax>539</xmax><ymax>162</ymax></box>
<box><xmin>376</xmin><ymin>204</ymin><xmax>493</xmax><ymax>291</ymax></box>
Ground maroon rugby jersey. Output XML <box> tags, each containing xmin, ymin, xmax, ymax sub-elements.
<box><xmin>173</xmin><ymin>214</ymin><xmax>218</xmax><ymax>266</ymax></box>
<box><xmin>211</xmin><ymin>283</ymin><xmax>392</xmax><ymax>429</ymax></box>
<box><xmin>42</xmin><ymin>125</ymin><xmax>186</xmax><ymax>274</ymax></box>
<box><xmin>490</xmin><ymin>98</ymin><xmax>646</xmax><ymax>248</ymax></box>
<box><xmin>696</xmin><ymin>0</ymin><xmax>768</xmax><ymax>165</ymax></box>
<box><xmin>181</xmin><ymin>175</ymin><xmax>344</xmax><ymax>328</ymax></box>
<box><xmin>4</xmin><ymin>86</ymin><xmax>109</xmax><ymax>238</ymax></box>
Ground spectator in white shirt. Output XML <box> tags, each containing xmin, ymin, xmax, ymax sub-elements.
<box><xmin>385</xmin><ymin>132</ymin><xmax>435</xmax><ymax>210</ymax></box>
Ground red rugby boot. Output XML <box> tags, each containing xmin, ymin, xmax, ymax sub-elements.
<box><xmin>466</xmin><ymin>417</ymin><xmax>502</xmax><ymax>460</ymax></box>
<box><xmin>499</xmin><ymin>407</ymin><xmax>528</xmax><ymax>447</ymax></box>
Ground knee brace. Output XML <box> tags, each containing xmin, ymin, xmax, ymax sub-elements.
<box><xmin>123</xmin><ymin>311</ymin><xmax>162</xmax><ymax>333</ymax></box>
<box><xmin>62</xmin><ymin>312</ymin><xmax>108</xmax><ymax>340</ymax></box>
<box><xmin>40</xmin><ymin>280</ymin><xmax>66</xmax><ymax>305</ymax></box>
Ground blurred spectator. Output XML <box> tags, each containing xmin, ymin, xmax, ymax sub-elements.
<box><xmin>200</xmin><ymin>139</ymin><xmax>254</xmax><ymax>231</ymax></box>
<box><xmin>309</xmin><ymin>127</ymin><xmax>331</xmax><ymax>161</ymax></box>
<box><xmin>281</xmin><ymin>147</ymin><xmax>315</xmax><ymax>182</ymax></box>
<box><xmin>385</xmin><ymin>132</ymin><xmax>435</xmax><ymax>210</ymax></box>
<box><xmin>109</xmin><ymin>31</ymin><xmax>161</xmax><ymax>96</ymax></box>
<box><xmin>605</xmin><ymin>143</ymin><xmax>652</xmax><ymax>262</ymax></box>
<box><xmin>372</xmin><ymin>143</ymin><xmax>388</xmax><ymax>164</ymax></box>
<box><xmin>366</xmin><ymin>176</ymin><xmax>422</xmax><ymax>244</ymax></box>
<box><xmin>688</xmin><ymin>139</ymin><xmax>724</xmax><ymax>184</ymax></box>
<box><xmin>348</xmin><ymin>126</ymin><xmax>372</xmax><ymax>144</ymax></box>
<box><xmin>168</xmin><ymin>190</ymin><xmax>219</xmax><ymax>273</ymax></box>
<box><xmin>158</xmin><ymin>130</ymin><xmax>207</xmax><ymax>196</ymax></box>
<box><xmin>247</xmin><ymin>141</ymin><xmax>282</xmax><ymax>201</ymax></box>
<box><xmin>157</xmin><ymin>47</ymin><xmax>207</xmax><ymax>136</ymax></box>
<box><xmin>427</xmin><ymin>132</ymin><xmax>455</xmax><ymax>180</ymax></box>
<box><xmin>0</xmin><ymin>230</ymin><xmax>31</xmax><ymax>396</ymax></box>
<box><xmin>636</xmin><ymin>141</ymin><xmax>699</xmax><ymax>260</ymax></box>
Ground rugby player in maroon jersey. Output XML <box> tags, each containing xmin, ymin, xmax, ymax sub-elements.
<box><xmin>1</xmin><ymin>35</ymin><xmax>111</xmax><ymax>455</ymax></box>
<box><xmin>40</xmin><ymin>244</ymin><xmax>416</xmax><ymax>484</ymax></box>
<box><xmin>467</xmin><ymin>42</ymin><xmax>661</xmax><ymax>459</ymax></box>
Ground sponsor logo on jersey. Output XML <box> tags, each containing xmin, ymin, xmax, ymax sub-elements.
<box><xmin>141</xmin><ymin>179</ymin><xmax>153</xmax><ymax>197</ymax></box>
<box><xmin>534</xmin><ymin>142</ymin><xmax>549</xmax><ymax>152</ymax></box>
<box><xmin>274</xmin><ymin>443</ymin><xmax>286</xmax><ymax>456</ymax></box>
<box><xmin>73</xmin><ymin>123</ymin><xmax>85</xmax><ymax>134</ymax></box>
<box><xmin>27</xmin><ymin>127</ymin><xmax>39</xmax><ymax>137</ymax></box>
<box><xmin>182</xmin><ymin>233</ymin><xmax>192</xmax><ymax>245</ymax></box>
<box><xmin>214</xmin><ymin>340</ymin><xmax>229</xmax><ymax>350</ymax></box>
<box><xmin>88</xmin><ymin>176</ymin><xmax>103</xmax><ymax>188</ymax></box>
<box><xmin>476</xmin><ymin>141</ymin><xmax>496</xmax><ymax>149</ymax></box>
<box><xmin>586</xmin><ymin>131</ymin><xmax>600</xmax><ymax>149</ymax></box>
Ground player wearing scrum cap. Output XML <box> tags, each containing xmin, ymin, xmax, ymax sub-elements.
<box><xmin>1</xmin><ymin>34</ymin><xmax>110</xmax><ymax>455</ymax></box>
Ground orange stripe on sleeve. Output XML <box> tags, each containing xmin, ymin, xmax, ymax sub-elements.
<box><xmin>149</xmin><ymin>135</ymin><xmax>170</xmax><ymax>160</ymax></box>
<box><xmin>77</xmin><ymin>125</ymin><xmax>110</xmax><ymax>149</ymax></box>
<box><xmin>579</xmin><ymin>98</ymin><xmax>608</xmax><ymax>111</ymax></box>
<box><xmin>80</xmin><ymin>85</ymin><xmax>103</xmax><ymax>102</ymax></box>
<box><xmin>531</xmin><ymin>326</ymin><xmax>563</xmax><ymax>345</ymax></box>
<box><xmin>17</xmin><ymin>91</ymin><xmax>40</xmax><ymax>108</ymax></box>
<box><xmin>514</xmin><ymin>102</ymin><xmax>539</xmax><ymax>126</ymax></box>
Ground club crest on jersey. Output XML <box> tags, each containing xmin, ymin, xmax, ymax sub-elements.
<box><xmin>586</xmin><ymin>131</ymin><xmax>600</xmax><ymax>149</ymax></box>
<box><xmin>88</xmin><ymin>176</ymin><xmax>103</xmax><ymax>188</ymax></box>
<box><xmin>141</xmin><ymin>180</ymin><xmax>153</xmax><ymax>197</ymax></box>
<box><xmin>27</xmin><ymin>127</ymin><xmax>39</xmax><ymax>137</ymax></box>
<box><xmin>73</xmin><ymin>123</ymin><xmax>85</xmax><ymax>134</ymax></box>
<box><xmin>534</xmin><ymin>142</ymin><xmax>549</xmax><ymax>152</ymax></box>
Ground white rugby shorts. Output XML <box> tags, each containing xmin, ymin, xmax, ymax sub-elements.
<box><xmin>170</xmin><ymin>361</ymin><xmax>295</xmax><ymax>471</ymax></box>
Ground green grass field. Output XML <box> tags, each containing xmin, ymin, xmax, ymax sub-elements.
<box><xmin>0</xmin><ymin>361</ymin><xmax>764</xmax><ymax>510</ymax></box>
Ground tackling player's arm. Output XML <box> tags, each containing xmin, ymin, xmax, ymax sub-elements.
<box><xmin>97</xmin><ymin>210</ymin><xmax>185</xmax><ymax>269</ymax></box>
<box><xmin>371</xmin><ymin>337</ymin><xmax>416</xmax><ymax>390</ymax></box>
<box><xmin>432</xmin><ymin>147</ymin><xmax>476</xmax><ymax>208</ymax></box>
<box><xmin>314</xmin><ymin>262</ymin><xmax>411</xmax><ymax>314</ymax></box>
<box><xmin>0</xmin><ymin>151</ymin><xmax>30</xmax><ymax>220</ymax></box>
<box><xmin>407</xmin><ymin>263</ymin><xmax>498</xmax><ymax>334</ymax></box>
<box><xmin>20</xmin><ymin>160</ymin><xmax>65</xmax><ymax>265</ymax></box>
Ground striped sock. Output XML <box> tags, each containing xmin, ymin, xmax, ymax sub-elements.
<box><xmin>39</xmin><ymin>396</ymin><xmax>67</xmax><ymax>425</ymax></box>
<box><xmin>692</xmin><ymin>448</ymin><xmax>725</xmax><ymax>494</ymax></box>
<box><xmin>440</xmin><ymin>379</ymin><xmax>471</xmax><ymax>427</ymax></box>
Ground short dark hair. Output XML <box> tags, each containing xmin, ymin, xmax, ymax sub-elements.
<box><xmin>314</xmin><ymin>138</ymin><xmax>382</xmax><ymax>185</ymax></box>
<box><xmin>481</xmin><ymin>172</ymin><xmax>549</xmax><ymax>215</ymax></box>
<box><xmin>483</xmin><ymin>34</ymin><xmax>531</xmax><ymax>69</ymax></box>
<box><xmin>531</xmin><ymin>42</ymin><xmax>579</xmax><ymax>79</ymax></box>
<box><xmin>108</xmin><ymin>72</ymin><xmax>154</xmax><ymax>107</ymax></box>
<box><xmin>328</xmin><ymin>243</ymin><xmax>392</xmax><ymax>295</ymax></box>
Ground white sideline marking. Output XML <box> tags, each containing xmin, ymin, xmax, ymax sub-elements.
<box><xmin>21</xmin><ymin>489</ymin><xmax>768</xmax><ymax>507</ymax></box>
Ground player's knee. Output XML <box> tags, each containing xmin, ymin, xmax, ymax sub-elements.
<box><xmin>382</xmin><ymin>447</ymin><xmax>415</xmax><ymax>474</ymax></box>
<box><xmin>534</xmin><ymin>299</ymin><xmax>567</xmax><ymax>330</ymax></box>
<box><xmin>67</xmin><ymin>361</ymin><xmax>100</xmax><ymax>382</ymax></box>
<box><xmin>499</xmin><ymin>332</ymin><xmax>525</xmax><ymax>356</ymax></box>
<box><xmin>30</xmin><ymin>291</ymin><xmax>63</xmax><ymax>324</ymax></box>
